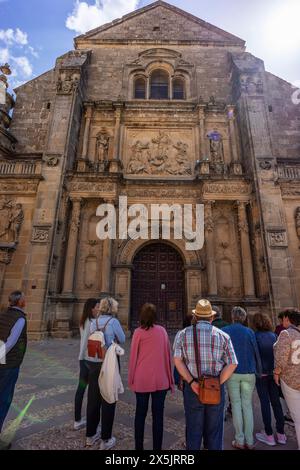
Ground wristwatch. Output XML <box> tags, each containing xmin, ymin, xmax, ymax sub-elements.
<box><xmin>188</xmin><ymin>378</ymin><xmax>195</xmax><ymax>386</ymax></box>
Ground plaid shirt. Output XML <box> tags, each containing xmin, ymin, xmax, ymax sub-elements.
<box><xmin>173</xmin><ymin>321</ymin><xmax>238</xmax><ymax>378</ymax></box>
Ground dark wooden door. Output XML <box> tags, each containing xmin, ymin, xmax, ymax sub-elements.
<box><xmin>131</xmin><ymin>243</ymin><xmax>185</xmax><ymax>332</ymax></box>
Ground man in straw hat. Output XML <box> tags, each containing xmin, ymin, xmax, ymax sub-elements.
<box><xmin>174</xmin><ymin>299</ymin><xmax>238</xmax><ymax>450</ymax></box>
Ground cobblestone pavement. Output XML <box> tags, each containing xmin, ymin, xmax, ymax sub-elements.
<box><xmin>1</xmin><ymin>338</ymin><xmax>297</xmax><ymax>451</ymax></box>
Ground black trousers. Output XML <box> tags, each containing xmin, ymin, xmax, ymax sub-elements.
<box><xmin>86</xmin><ymin>361</ymin><xmax>116</xmax><ymax>440</ymax></box>
<box><xmin>256</xmin><ymin>375</ymin><xmax>285</xmax><ymax>435</ymax></box>
<box><xmin>135</xmin><ymin>389</ymin><xmax>168</xmax><ymax>450</ymax></box>
<box><xmin>0</xmin><ymin>367</ymin><xmax>20</xmax><ymax>433</ymax></box>
<box><xmin>74</xmin><ymin>360</ymin><xmax>89</xmax><ymax>422</ymax></box>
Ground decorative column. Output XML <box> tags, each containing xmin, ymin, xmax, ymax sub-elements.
<box><xmin>110</xmin><ymin>103</ymin><xmax>123</xmax><ymax>173</ymax></box>
<box><xmin>204</xmin><ymin>201</ymin><xmax>218</xmax><ymax>296</ymax></box>
<box><xmin>236</xmin><ymin>201</ymin><xmax>255</xmax><ymax>297</ymax></box>
<box><xmin>197</xmin><ymin>105</ymin><xmax>209</xmax><ymax>175</ymax></box>
<box><xmin>81</xmin><ymin>106</ymin><xmax>92</xmax><ymax>159</ymax></box>
<box><xmin>100</xmin><ymin>198</ymin><xmax>114</xmax><ymax>295</ymax></box>
<box><xmin>227</xmin><ymin>105</ymin><xmax>242</xmax><ymax>175</ymax></box>
<box><xmin>62</xmin><ymin>198</ymin><xmax>82</xmax><ymax>294</ymax></box>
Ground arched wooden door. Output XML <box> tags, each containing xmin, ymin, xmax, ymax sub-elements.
<box><xmin>130</xmin><ymin>242</ymin><xmax>185</xmax><ymax>332</ymax></box>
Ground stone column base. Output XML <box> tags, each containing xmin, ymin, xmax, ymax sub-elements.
<box><xmin>51</xmin><ymin>294</ymin><xmax>76</xmax><ymax>338</ymax></box>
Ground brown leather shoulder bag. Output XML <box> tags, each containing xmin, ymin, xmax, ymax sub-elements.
<box><xmin>192</xmin><ymin>324</ymin><xmax>221</xmax><ymax>405</ymax></box>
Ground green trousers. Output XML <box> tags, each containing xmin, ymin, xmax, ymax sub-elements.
<box><xmin>227</xmin><ymin>373</ymin><xmax>256</xmax><ymax>446</ymax></box>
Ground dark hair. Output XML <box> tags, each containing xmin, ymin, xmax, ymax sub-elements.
<box><xmin>252</xmin><ymin>313</ymin><xmax>273</xmax><ymax>332</ymax></box>
<box><xmin>278</xmin><ymin>312</ymin><xmax>285</xmax><ymax>320</ymax></box>
<box><xmin>140</xmin><ymin>303</ymin><xmax>156</xmax><ymax>330</ymax></box>
<box><xmin>280</xmin><ymin>308</ymin><xmax>300</xmax><ymax>326</ymax></box>
<box><xmin>80</xmin><ymin>298</ymin><xmax>98</xmax><ymax>328</ymax></box>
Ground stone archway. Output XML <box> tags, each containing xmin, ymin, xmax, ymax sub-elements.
<box><xmin>130</xmin><ymin>241</ymin><xmax>185</xmax><ymax>331</ymax></box>
<box><xmin>114</xmin><ymin>237</ymin><xmax>203</xmax><ymax>331</ymax></box>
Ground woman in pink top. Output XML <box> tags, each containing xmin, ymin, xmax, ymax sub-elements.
<box><xmin>128</xmin><ymin>303</ymin><xmax>174</xmax><ymax>450</ymax></box>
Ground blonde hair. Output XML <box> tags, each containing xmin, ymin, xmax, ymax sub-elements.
<box><xmin>99</xmin><ymin>297</ymin><xmax>118</xmax><ymax>316</ymax></box>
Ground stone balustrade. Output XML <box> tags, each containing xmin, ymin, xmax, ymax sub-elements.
<box><xmin>277</xmin><ymin>165</ymin><xmax>300</xmax><ymax>180</ymax></box>
<box><xmin>0</xmin><ymin>159</ymin><xmax>42</xmax><ymax>176</ymax></box>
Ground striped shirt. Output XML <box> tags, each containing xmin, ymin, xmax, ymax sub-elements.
<box><xmin>173</xmin><ymin>321</ymin><xmax>238</xmax><ymax>378</ymax></box>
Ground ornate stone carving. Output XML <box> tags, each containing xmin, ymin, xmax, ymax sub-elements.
<box><xmin>68</xmin><ymin>181</ymin><xmax>116</xmax><ymax>193</ymax></box>
<box><xmin>43</xmin><ymin>154</ymin><xmax>61</xmax><ymax>167</ymax></box>
<box><xmin>203</xmin><ymin>182</ymin><xmax>251</xmax><ymax>195</ymax></box>
<box><xmin>96</xmin><ymin>133</ymin><xmax>110</xmax><ymax>162</ymax></box>
<box><xmin>204</xmin><ymin>201</ymin><xmax>215</xmax><ymax>232</ymax></box>
<box><xmin>56</xmin><ymin>71</ymin><xmax>80</xmax><ymax>95</ymax></box>
<box><xmin>0</xmin><ymin>198</ymin><xmax>24</xmax><ymax>243</ymax></box>
<box><xmin>207</xmin><ymin>131</ymin><xmax>223</xmax><ymax>163</ymax></box>
<box><xmin>31</xmin><ymin>225</ymin><xmax>51</xmax><ymax>243</ymax></box>
<box><xmin>70</xmin><ymin>200</ymin><xmax>82</xmax><ymax>233</ymax></box>
<box><xmin>267</xmin><ymin>229</ymin><xmax>288</xmax><ymax>248</ymax></box>
<box><xmin>0</xmin><ymin>180</ymin><xmax>39</xmax><ymax>194</ymax></box>
<box><xmin>126</xmin><ymin>131</ymin><xmax>192</xmax><ymax>176</ymax></box>
<box><xmin>120</xmin><ymin>188</ymin><xmax>199</xmax><ymax>198</ymax></box>
<box><xmin>259</xmin><ymin>161</ymin><xmax>272</xmax><ymax>170</ymax></box>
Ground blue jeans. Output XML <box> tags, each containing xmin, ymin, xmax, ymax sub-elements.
<box><xmin>183</xmin><ymin>383</ymin><xmax>225</xmax><ymax>450</ymax></box>
<box><xmin>256</xmin><ymin>375</ymin><xmax>285</xmax><ymax>435</ymax></box>
<box><xmin>0</xmin><ymin>367</ymin><xmax>20</xmax><ymax>432</ymax></box>
<box><xmin>135</xmin><ymin>389</ymin><xmax>168</xmax><ymax>450</ymax></box>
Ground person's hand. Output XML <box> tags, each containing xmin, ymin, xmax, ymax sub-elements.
<box><xmin>274</xmin><ymin>373</ymin><xmax>280</xmax><ymax>385</ymax></box>
<box><xmin>191</xmin><ymin>381</ymin><xmax>200</xmax><ymax>396</ymax></box>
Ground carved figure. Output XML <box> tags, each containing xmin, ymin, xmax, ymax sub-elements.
<box><xmin>207</xmin><ymin>131</ymin><xmax>223</xmax><ymax>163</ymax></box>
<box><xmin>0</xmin><ymin>199</ymin><xmax>24</xmax><ymax>242</ymax></box>
<box><xmin>96</xmin><ymin>133</ymin><xmax>109</xmax><ymax>162</ymax></box>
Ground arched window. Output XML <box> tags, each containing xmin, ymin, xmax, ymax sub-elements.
<box><xmin>173</xmin><ymin>78</ymin><xmax>185</xmax><ymax>100</ymax></box>
<box><xmin>150</xmin><ymin>69</ymin><xmax>169</xmax><ymax>99</ymax></box>
<box><xmin>134</xmin><ymin>77</ymin><xmax>146</xmax><ymax>99</ymax></box>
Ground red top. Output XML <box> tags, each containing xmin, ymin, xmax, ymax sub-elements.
<box><xmin>128</xmin><ymin>324</ymin><xmax>174</xmax><ymax>393</ymax></box>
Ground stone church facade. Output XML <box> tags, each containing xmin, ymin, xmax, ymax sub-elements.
<box><xmin>0</xmin><ymin>1</ymin><xmax>300</xmax><ymax>339</ymax></box>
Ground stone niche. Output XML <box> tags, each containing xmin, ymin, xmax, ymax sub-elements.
<box><xmin>123</xmin><ymin>127</ymin><xmax>196</xmax><ymax>179</ymax></box>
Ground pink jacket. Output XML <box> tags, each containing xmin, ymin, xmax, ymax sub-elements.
<box><xmin>128</xmin><ymin>324</ymin><xmax>175</xmax><ymax>393</ymax></box>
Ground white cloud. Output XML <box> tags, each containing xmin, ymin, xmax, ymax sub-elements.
<box><xmin>28</xmin><ymin>46</ymin><xmax>39</xmax><ymax>58</ymax></box>
<box><xmin>0</xmin><ymin>28</ymin><xmax>28</xmax><ymax>45</ymax></box>
<box><xmin>11</xmin><ymin>56</ymin><xmax>33</xmax><ymax>78</ymax></box>
<box><xmin>66</xmin><ymin>0</ymin><xmax>139</xmax><ymax>34</ymax></box>
<box><xmin>0</xmin><ymin>47</ymin><xmax>9</xmax><ymax>63</ymax></box>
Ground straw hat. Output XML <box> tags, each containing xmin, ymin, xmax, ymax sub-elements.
<box><xmin>192</xmin><ymin>299</ymin><xmax>216</xmax><ymax>318</ymax></box>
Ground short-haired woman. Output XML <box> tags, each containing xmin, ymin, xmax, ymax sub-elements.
<box><xmin>87</xmin><ymin>296</ymin><xmax>126</xmax><ymax>449</ymax></box>
<box><xmin>128</xmin><ymin>303</ymin><xmax>174</xmax><ymax>450</ymax></box>
<box><xmin>74</xmin><ymin>298</ymin><xmax>100</xmax><ymax>431</ymax></box>
<box><xmin>274</xmin><ymin>309</ymin><xmax>300</xmax><ymax>450</ymax></box>
<box><xmin>253</xmin><ymin>313</ymin><xmax>286</xmax><ymax>446</ymax></box>
<box><xmin>223</xmin><ymin>306</ymin><xmax>262</xmax><ymax>450</ymax></box>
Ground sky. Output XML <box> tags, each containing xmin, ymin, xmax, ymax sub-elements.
<box><xmin>1</xmin><ymin>0</ymin><xmax>300</xmax><ymax>92</ymax></box>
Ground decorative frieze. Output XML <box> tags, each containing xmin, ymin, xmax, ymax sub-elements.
<box><xmin>0</xmin><ymin>180</ymin><xmax>40</xmax><ymax>194</ymax></box>
<box><xmin>67</xmin><ymin>181</ymin><xmax>116</xmax><ymax>193</ymax></box>
<box><xmin>203</xmin><ymin>182</ymin><xmax>251</xmax><ymax>195</ymax></box>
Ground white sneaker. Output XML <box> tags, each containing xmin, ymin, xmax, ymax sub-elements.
<box><xmin>276</xmin><ymin>433</ymin><xmax>287</xmax><ymax>445</ymax></box>
<box><xmin>100</xmin><ymin>436</ymin><xmax>116</xmax><ymax>450</ymax></box>
<box><xmin>86</xmin><ymin>429</ymin><xmax>101</xmax><ymax>447</ymax></box>
<box><xmin>255</xmin><ymin>431</ymin><xmax>276</xmax><ymax>446</ymax></box>
<box><xmin>74</xmin><ymin>418</ymin><xmax>86</xmax><ymax>431</ymax></box>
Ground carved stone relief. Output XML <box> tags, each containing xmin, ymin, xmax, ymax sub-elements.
<box><xmin>96</xmin><ymin>133</ymin><xmax>110</xmax><ymax>162</ymax></box>
<box><xmin>0</xmin><ymin>198</ymin><xmax>24</xmax><ymax>243</ymax></box>
<box><xmin>43</xmin><ymin>154</ymin><xmax>61</xmax><ymax>167</ymax></box>
<box><xmin>267</xmin><ymin>229</ymin><xmax>288</xmax><ymax>248</ymax></box>
<box><xmin>125</xmin><ymin>129</ymin><xmax>193</xmax><ymax>177</ymax></box>
<box><xmin>56</xmin><ymin>71</ymin><xmax>80</xmax><ymax>95</ymax></box>
<box><xmin>31</xmin><ymin>225</ymin><xmax>51</xmax><ymax>243</ymax></box>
